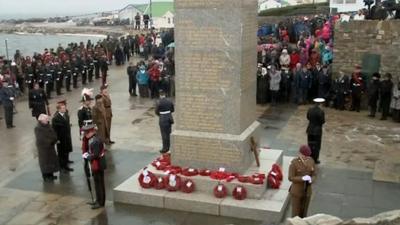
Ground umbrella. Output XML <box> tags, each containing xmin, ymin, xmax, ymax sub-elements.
<box><xmin>167</xmin><ymin>42</ymin><xmax>175</xmax><ymax>48</ymax></box>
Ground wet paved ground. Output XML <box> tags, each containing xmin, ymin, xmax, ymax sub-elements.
<box><xmin>0</xmin><ymin>56</ymin><xmax>399</xmax><ymax>225</ymax></box>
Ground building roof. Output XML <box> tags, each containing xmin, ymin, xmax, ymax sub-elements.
<box><xmin>134</xmin><ymin>4</ymin><xmax>149</xmax><ymax>13</ymax></box>
<box><xmin>118</xmin><ymin>4</ymin><xmax>142</xmax><ymax>13</ymax></box>
<box><xmin>134</xmin><ymin>1</ymin><xmax>174</xmax><ymax>17</ymax></box>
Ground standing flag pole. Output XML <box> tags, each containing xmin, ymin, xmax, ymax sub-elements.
<box><xmin>150</xmin><ymin>0</ymin><xmax>153</xmax><ymax>28</ymax></box>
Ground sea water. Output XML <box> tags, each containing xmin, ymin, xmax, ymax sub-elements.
<box><xmin>0</xmin><ymin>33</ymin><xmax>106</xmax><ymax>59</ymax></box>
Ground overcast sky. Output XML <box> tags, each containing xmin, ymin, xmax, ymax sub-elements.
<box><xmin>0</xmin><ymin>0</ymin><xmax>172</xmax><ymax>19</ymax></box>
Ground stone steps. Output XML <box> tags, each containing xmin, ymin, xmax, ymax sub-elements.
<box><xmin>113</xmin><ymin>153</ymin><xmax>295</xmax><ymax>222</ymax></box>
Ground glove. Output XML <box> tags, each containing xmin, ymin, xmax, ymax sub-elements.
<box><xmin>82</xmin><ymin>152</ymin><xmax>90</xmax><ymax>159</ymax></box>
<box><xmin>302</xmin><ymin>175</ymin><xmax>312</xmax><ymax>183</ymax></box>
<box><xmin>9</xmin><ymin>97</ymin><xmax>14</xmax><ymax>101</ymax></box>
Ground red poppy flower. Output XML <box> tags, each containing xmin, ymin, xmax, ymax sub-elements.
<box><xmin>232</xmin><ymin>186</ymin><xmax>247</xmax><ymax>200</ymax></box>
<box><xmin>164</xmin><ymin>174</ymin><xmax>182</xmax><ymax>192</ymax></box>
<box><xmin>181</xmin><ymin>179</ymin><xmax>195</xmax><ymax>193</ymax></box>
<box><xmin>213</xmin><ymin>183</ymin><xmax>228</xmax><ymax>198</ymax></box>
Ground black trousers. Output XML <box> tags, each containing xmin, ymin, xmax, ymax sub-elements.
<box><xmin>129</xmin><ymin>76</ymin><xmax>137</xmax><ymax>96</ymax></box>
<box><xmin>88</xmin><ymin>69</ymin><xmax>94</xmax><ymax>82</ymax></box>
<box><xmin>93</xmin><ymin>171</ymin><xmax>106</xmax><ymax>206</ymax></box>
<box><xmin>336</xmin><ymin>93</ymin><xmax>346</xmax><ymax>110</ymax></box>
<box><xmin>73</xmin><ymin>74</ymin><xmax>78</xmax><ymax>88</ymax></box>
<box><xmin>56</xmin><ymin>79</ymin><xmax>62</xmax><ymax>95</ymax></box>
<box><xmin>160</xmin><ymin>124</ymin><xmax>172</xmax><ymax>151</ymax></box>
<box><xmin>270</xmin><ymin>90</ymin><xmax>278</xmax><ymax>105</ymax></box>
<box><xmin>45</xmin><ymin>82</ymin><xmax>53</xmax><ymax>98</ymax></box>
<box><xmin>381</xmin><ymin>97</ymin><xmax>391</xmax><ymax>119</ymax></box>
<box><xmin>65</xmin><ymin>76</ymin><xmax>71</xmax><ymax>91</ymax></box>
<box><xmin>57</xmin><ymin>149</ymin><xmax>69</xmax><ymax>169</ymax></box>
<box><xmin>369</xmin><ymin>98</ymin><xmax>378</xmax><ymax>116</ymax></box>
<box><xmin>3</xmin><ymin>105</ymin><xmax>13</xmax><ymax>127</ymax></box>
<box><xmin>351</xmin><ymin>93</ymin><xmax>361</xmax><ymax>112</ymax></box>
<box><xmin>95</xmin><ymin>66</ymin><xmax>100</xmax><ymax>79</ymax></box>
<box><xmin>138</xmin><ymin>84</ymin><xmax>149</xmax><ymax>98</ymax></box>
<box><xmin>150</xmin><ymin>81</ymin><xmax>160</xmax><ymax>99</ymax></box>
<box><xmin>307</xmin><ymin>134</ymin><xmax>322</xmax><ymax>162</ymax></box>
<box><xmin>82</xmin><ymin>71</ymin><xmax>87</xmax><ymax>85</ymax></box>
<box><xmin>42</xmin><ymin>173</ymin><xmax>55</xmax><ymax>180</ymax></box>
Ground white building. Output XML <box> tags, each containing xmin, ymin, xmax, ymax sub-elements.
<box><xmin>152</xmin><ymin>10</ymin><xmax>174</xmax><ymax>29</ymax></box>
<box><xmin>259</xmin><ymin>0</ymin><xmax>282</xmax><ymax>11</ymax></box>
<box><xmin>329</xmin><ymin>0</ymin><xmax>365</xmax><ymax>13</ymax></box>
<box><xmin>118</xmin><ymin>4</ymin><xmax>143</xmax><ymax>24</ymax></box>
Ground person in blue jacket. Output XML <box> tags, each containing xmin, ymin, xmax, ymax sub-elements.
<box><xmin>136</xmin><ymin>65</ymin><xmax>149</xmax><ymax>98</ymax></box>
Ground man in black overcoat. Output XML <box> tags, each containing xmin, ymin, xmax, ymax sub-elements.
<box><xmin>52</xmin><ymin>100</ymin><xmax>74</xmax><ymax>172</ymax></box>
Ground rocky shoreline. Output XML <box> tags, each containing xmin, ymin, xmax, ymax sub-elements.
<box><xmin>0</xmin><ymin>22</ymin><xmax>129</xmax><ymax>37</ymax></box>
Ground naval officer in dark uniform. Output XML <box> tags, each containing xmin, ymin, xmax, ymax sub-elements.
<box><xmin>0</xmin><ymin>79</ymin><xmax>16</xmax><ymax>128</ymax></box>
<box><xmin>155</xmin><ymin>90</ymin><xmax>174</xmax><ymax>154</ymax></box>
<box><xmin>29</xmin><ymin>83</ymin><xmax>49</xmax><ymax>120</ymax></box>
<box><xmin>306</xmin><ymin>98</ymin><xmax>326</xmax><ymax>164</ymax></box>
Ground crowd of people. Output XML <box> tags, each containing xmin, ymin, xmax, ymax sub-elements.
<box><xmin>0</xmin><ymin>28</ymin><xmax>175</xmax><ymax>210</ymax></box>
<box><xmin>256</xmin><ymin>15</ymin><xmax>400</xmax><ymax>123</ymax></box>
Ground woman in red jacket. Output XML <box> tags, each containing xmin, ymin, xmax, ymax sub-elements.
<box><xmin>290</xmin><ymin>49</ymin><xmax>300</xmax><ymax>72</ymax></box>
<box><xmin>148</xmin><ymin>63</ymin><xmax>161</xmax><ymax>99</ymax></box>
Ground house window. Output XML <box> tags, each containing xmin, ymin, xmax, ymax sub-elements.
<box><xmin>333</xmin><ymin>0</ymin><xmax>344</xmax><ymax>3</ymax></box>
<box><xmin>345</xmin><ymin>0</ymin><xmax>356</xmax><ymax>3</ymax></box>
<box><xmin>168</xmin><ymin>18</ymin><xmax>171</xmax><ymax>24</ymax></box>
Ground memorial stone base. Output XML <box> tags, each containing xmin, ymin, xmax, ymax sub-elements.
<box><xmin>171</xmin><ymin>121</ymin><xmax>262</xmax><ymax>173</ymax></box>
<box><xmin>113</xmin><ymin>150</ymin><xmax>293</xmax><ymax>223</ymax></box>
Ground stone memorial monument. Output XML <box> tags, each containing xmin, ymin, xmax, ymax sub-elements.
<box><xmin>171</xmin><ymin>0</ymin><xmax>261</xmax><ymax>173</ymax></box>
<box><xmin>114</xmin><ymin>0</ymin><xmax>290</xmax><ymax>221</ymax></box>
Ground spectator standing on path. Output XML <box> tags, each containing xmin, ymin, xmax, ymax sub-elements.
<box><xmin>295</xmin><ymin>64</ymin><xmax>311</xmax><ymax>105</ymax></box>
<box><xmin>350</xmin><ymin>65</ymin><xmax>365</xmax><ymax>112</ymax></box>
<box><xmin>29</xmin><ymin>83</ymin><xmax>49</xmax><ymax>120</ymax></box>
<box><xmin>0</xmin><ymin>79</ymin><xmax>16</xmax><ymax>128</ymax></box>
<box><xmin>136</xmin><ymin>65</ymin><xmax>150</xmax><ymax>98</ymax></box>
<box><xmin>127</xmin><ymin>62</ymin><xmax>138</xmax><ymax>96</ymax></box>
<box><xmin>100</xmin><ymin>85</ymin><xmax>115</xmax><ymax>145</ymax></box>
<box><xmin>35</xmin><ymin>114</ymin><xmax>59</xmax><ymax>182</ymax></box>
<box><xmin>149</xmin><ymin>62</ymin><xmax>161</xmax><ymax>99</ymax></box>
<box><xmin>380</xmin><ymin>73</ymin><xmax>393</xmax><ymax>120</ymax></box>
<box><xmin>368</xmin><ymin>73</ymin><xmax>381</xmax><ymax>118</ymax></box>
<box><xmin>81</xmin><ymin>124</ymin><xmax>107</xmax><ymax>210</ymax></box>
<box><xmin>135</xmin><ymin>13</ymin><xmax>141</xmax><ymax>30</ymax></box>
<box><xmin>317</xmin><ymin>65</ymin><xmax>331</xmax><ymax>105</ymax></box>
<box><xmin>269</xmin><ymin>65</ymin><xmax>281</xmax><ymax>106</ymax></box>
<box><xmin>333</xmin><ymin>71</ymin><xmax>350</xmax><ymax>110</ymax></box>
<box><xmin>256</xmin><ymin>65</ymin><xmax>268</xmax><ymax>105</ymax></box>
<box><xmin>155</xmin><ymin>90</ymin><xmax>174</xmax><ymax>154</ymax></box>
<box><xmin>306</xmin><ymin>98</ymin><xmax>326</xmax><ymax>164</ymax></box>
<box><xmin>288</xmin><ymin>145</ymin><xmax>316</xmax><ymax>218</ymax></box>
<box><xmin>52</xmin><ymin>100</ymin><xmax>74</xmax><ymax>173</ymax></box>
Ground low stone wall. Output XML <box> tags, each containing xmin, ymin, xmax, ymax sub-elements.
<box><xmin>285</xmin><ymin>210</ymin><xmax>400</xmax><ymax>225</ymax></box>
<box><xmin>333</xmin><ymin>20</ymin><xmax>400</xmax><ymax>78</ymax></box>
